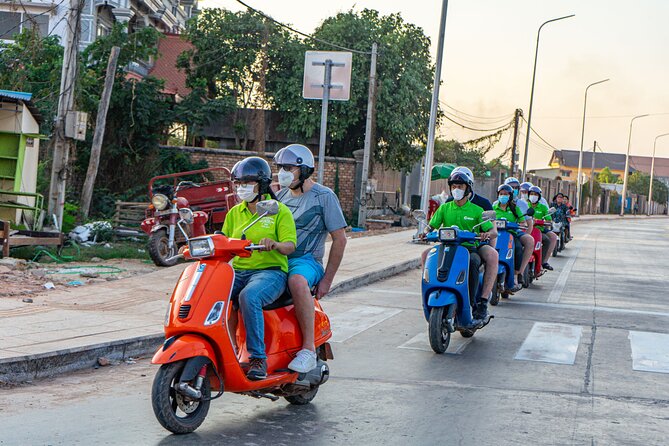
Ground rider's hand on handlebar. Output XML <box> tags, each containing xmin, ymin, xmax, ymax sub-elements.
<box><xmin>258</xmin><ymin>237</ymin><xmax>277</xmax><ymax>251</ymax></box>
<box><xmin>479</xmin><ymin>232</ymin><xmax>491</xmax><ymax>242</ymax></box>
<box><xmin>178</xmin><ymin>245</ymin><xmax>187</xmax><ymax>255</ymax></box>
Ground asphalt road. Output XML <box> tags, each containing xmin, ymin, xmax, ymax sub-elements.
<box><xmin>1</xmin><ymin>218</ymin><xmax>668</xmax><ymax>446</ymax></box>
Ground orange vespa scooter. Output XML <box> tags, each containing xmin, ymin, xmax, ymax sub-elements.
<box><xmin>151</xmin><ymin>201</ymin><xmax>333</xmax><ymax>434</ymax></box>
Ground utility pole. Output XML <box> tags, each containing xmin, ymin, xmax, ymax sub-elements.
<box><xmin>510</xmin><ymin>108</ymin><xmax>522</xmax><ymax>177</ymax></box>
<box><xmin>357</xmin><ymin>42</ymin><xmax>378</xmax><ymax>228</ymax></box>
<box><xmin>80</xmin><ymin>46</ymin><xmax>120</xmax><ymax>219</ymax></box>
<box><xmin>588</xmin><ymin>141</ymin><xmax>596</xmax><ymax>214</ymax></box>
<box><xmin>48</xmin><ymin>0</ymin><xmax>84</xmax><ymax>230</ymax></box>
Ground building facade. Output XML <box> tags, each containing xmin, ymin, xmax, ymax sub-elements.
<box><xmin>0</xmin><ymin>0</ymin><xmax>197</xmax><ymax>47</ymax></box>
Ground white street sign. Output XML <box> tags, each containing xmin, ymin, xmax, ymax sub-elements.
<box><xmin>303</xmin><ymin>51</ymin><xmax>352</xmax><ymax>101</ymax></box>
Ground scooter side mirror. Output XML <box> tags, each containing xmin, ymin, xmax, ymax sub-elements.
<box><xmin>412</xmin><ymin>210</ymin><xmax>427</xmax><ymax>223</ymax></box>
<box><xmin>482</xmin><ymin>210</ymin><xmax>496</xmax><ymax>221</ymax></box>
<box><xmin>179</xmin><ymin>208</ymin><xmax>194</xmax><ymax>224</ymax></box>
<box><xmin>256</xmin><ymin>199</ymin><xmax>279</xmax><ymax>216</ymax></box>
<box><xmin>547</xmin><ymin>207</ymin><xmax>557</xmax><ymax>215</ymax></box>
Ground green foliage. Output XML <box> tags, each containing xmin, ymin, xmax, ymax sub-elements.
<box><xmin>266</xmin><ymin>9</ymin><xmax>435</xmax><ymax>170</ymax></box>
<box><xmin>62</xmin><ymin>202</ymin><xmax>79</xmax><ymax>233</ymax></box>
<box><xmin>433</xmin><ymin>139</ymin><xmax>488</xmax><ymax>176</ymax></box>
<box><xmin>627</xmin><ymin>171</ymin><xmax>668</xmax><ymax>203</ymax></box>
<box><xmin>596</xmin><ymin>166</ymin><xmax>618</xmax><ymax>184</ymax></box>
<box><xmin>581</xmin><ymin>180</ymin><xmax>601</xmax><ymax>199</ymax></box>
<box><xmin>0</xmin><ymin>30</ymin><xmax>64</xmax><ymax>134</ymax></box>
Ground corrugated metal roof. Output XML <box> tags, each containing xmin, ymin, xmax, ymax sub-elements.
<box><xmin>0</xmin><ymin>90</ymin><xmax>33</xmax><ymax>101</ymax></box>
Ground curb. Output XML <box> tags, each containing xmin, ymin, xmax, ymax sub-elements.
<box><xmin>1</xmin><ymin>257</ymin><xmax>421</xmax><ymax>385</ymax></box>
<box><xmin>0</xmin><ymin>334</ymin><xmax>163</xmax><ymax>385</ymax></box>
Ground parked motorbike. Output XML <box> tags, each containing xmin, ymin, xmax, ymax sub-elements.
<box><xmin>142</xmin><ymin>181</ymin><xmax>209</xmax><ymax>267</ymax></box>
<box><xmin>413</xmin><ymin>210</ymin><xmax>495</xmax><ymax>354</ymax></box>
<box><xmin>151</xmin><ymin>200</ymin><xmax>333</xmax><ymax>434</ymax></box>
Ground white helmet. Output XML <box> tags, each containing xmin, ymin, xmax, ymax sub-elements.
<box><xmin>452</xmin><ymin>166</ymin><xmax>475</xmax><ymax>186</ymax></box>
<box><xmin>273</xmin><ymin>144</ymin><xmax>315</xmax><ymax>168</ymax></box>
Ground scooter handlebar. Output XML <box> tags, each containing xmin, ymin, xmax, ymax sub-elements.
<box><xmin>245</xmin><ymin>244</ymin><xmax>266</xmax><ymax>251</ymax></box>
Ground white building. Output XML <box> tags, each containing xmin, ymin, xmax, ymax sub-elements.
<box><xmin>0</xmin><ymin>0</ymin><xmax>197</xmax><ymax>48</ymax></box>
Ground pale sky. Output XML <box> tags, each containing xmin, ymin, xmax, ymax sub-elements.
<box><xmin>199</xmin><ymin>0</ymin><xmax>669</xmax><ymax>170</ymax></box>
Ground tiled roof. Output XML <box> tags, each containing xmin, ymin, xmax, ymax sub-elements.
<box><xmin>551</xmin><ymin>149</ymin><xmax>669</xmax><ymax>178</ymax></box>
<box><xmin>148</xmin><ymin>34</ymin><xmax>193</xmax><ymax>98</ymax></box>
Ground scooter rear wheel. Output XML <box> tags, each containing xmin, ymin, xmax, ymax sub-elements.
<box><xmin>152</xmin><ymin>361</ymin><xmax>211</xmax><ymax>434</ymax></box>
<box><xmin>285</xmin><ymin>386</ymin><xmax>319</xmax><ymax>405</ymax></box>
<box><xmin>428</xmin><ymin>306</ymin><xmax>451</xmax><ymax>354</ymax></box>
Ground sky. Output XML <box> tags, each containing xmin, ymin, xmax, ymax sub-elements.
<box><xmin>199</xmin><ymin>0</ymin><xmax>669</xmax><ymax>170</ymax></box>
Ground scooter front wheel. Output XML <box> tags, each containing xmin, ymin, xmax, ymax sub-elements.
<box><xmin>152</xmin><ymin>361</ymin><xmax>211</xmax><ymax>434</ymax></box>
<box><xmin>428</xmin><ymin>306</ymin><xmax>451</xmax><ymax>354</ymax></box>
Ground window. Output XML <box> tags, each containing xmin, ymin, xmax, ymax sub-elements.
<box><xmin>0</xmin><ymin>11</ymin><xmax>49</xmax><ymax>40</ymax></box>
<box><xmin>0</xmin><ymin>11</ymin><xmax>21</xmax><ymax>39</ymax></box>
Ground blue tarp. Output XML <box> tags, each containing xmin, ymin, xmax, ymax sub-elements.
<box><xmin>0</xmin><ymin>90</ymin><xmax>33</xmax><ymax>102</ymax></box>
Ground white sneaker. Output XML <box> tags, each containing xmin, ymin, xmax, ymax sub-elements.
<box><xmin>288</xmin><ymin>349</ymin><xmax>317</xmax><ymax>373</ymax></box>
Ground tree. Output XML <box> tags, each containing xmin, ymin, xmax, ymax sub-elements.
<box><xmin>433</xmin><ymin>139</ymin><xmax>488</xmax><ymax>176</ymax></box>
<box><xmin>178</xmin><ymin>8</ymin><xmax>285</xmax><ymax>149</ymax></box>
<box><xmin>596</xmin><ymin>166</ymin><xmax>618</xmax><ymax>184</ymax></box>
<box><xmin>266</xmin><ymin>9</ymin><xmax>435</xmax><ymax>171</ymax></box>
<box><xmin>627</xmin><ymin>171</ymin><xmax>668</xmax><ymax>204</ymax></box>
<box><xmin>0</xmin><ymin>30</ymin><xmax>63</xmax><ymax>134</ymax></box>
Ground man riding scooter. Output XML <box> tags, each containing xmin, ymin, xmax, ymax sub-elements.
<box><xmin>527</xmin><ymin>186</ymin><xmax>557</xmax><ymax>271</ymax></box>
<box><xmin>423</xmin><ymin>171</ymin><xmax>498</xmax><ymax>320</ymax></box>
<box><xmin>493</xmin><ymin>184</ymin><xmax>534</xmax><ymax>292</ymax></box>
<box><xmin>223</xmin><ymin>157</ymin><xmax>297</xmax><ymax>380</ymax></box>
<box><xmin>273</xmin><ymin>144</ymin><xmax>348</xmax><ymax>373</ymax></box>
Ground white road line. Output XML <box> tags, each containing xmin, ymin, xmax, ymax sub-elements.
<box><xmin>329</xmin><ymin>305</ymin><xmax>402</xmax><ymax>343</ymax></box>
<box><xmin>398</xmin><ymin>331</ymin><xmax>473</xmax><ymax>355</ymax></box>
<box><xmin>547</xmin><ymin>233</ymin><xmax>590</xmax><ymax>303</ymax></box>
<box><xmin>510</xmin><ymin>300</ymin><xmax>669</xmax><ymax>319</ymax></box>
<box><xmin>366</xmin><ymin>289</ymin><xmax>421</xmax><ymax>296</ymax></box>
<box><xmin>628</xmin><ymin>331</ymin><xmax>669</xmax><ymax>374</ymax></box>
<box><xmin>515</xmin><ymin>322</ymin><xmax>583</xmax><ymax>365</ymax></box>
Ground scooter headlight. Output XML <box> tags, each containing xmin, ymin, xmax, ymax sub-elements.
<box><xmin>495</xmin><ymin>220</ymin><xmax>507</xmax><ymax>230</ymax></box>
<box><xmin>189</xmin><ymin>237</ymin><xmax>215</xmax><ymax>258</ymax></box>
<box><xmin>204</xmin><ymin>301</ymin><xmax>225</xmax><ymax>326</ymax></box>
<box><xmin>438</xmin><ymin>228</ymin><xmax>457</xmax><ymax>242</ymax></box>
<box><xmin>152</xmin><ymin>194</ymin><xmax>170</xmax><ymax>211</ymax></box>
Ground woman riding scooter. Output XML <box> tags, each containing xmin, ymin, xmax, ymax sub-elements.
<box><xmin>223</xmin><ymin>157</ymin><xmax>297</xmax><ymax>380</ymax></box>
<box><xmin>527</xmin><ymin>186</ymin><xmax>557</xmax><ymax>271</ymax></box>
<box><xmin>493</xmin><ymin>184</ymin><xmax>534</xmax><ymax>292</ymax></box>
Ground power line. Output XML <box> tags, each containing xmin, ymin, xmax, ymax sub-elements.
<box><xmin>441</xmin><ymin>105</ymin><xmax>512</xmax><ymax>127</ymax></box>
<box><xmin>443</xmin><ymin>113</ymin><xmax>513</xmax><ymax>132</ymax></box>
<box><xmin>520</xmin><ymin>116</ymin><xmax>558</xmax><ymax>151</ymax></box>
<box><xmin>233</xmin><ymin>0</ymin><xmax>372</xmax><ymax>55</ymax></box>
<box><xmin>441</xmin><ymin>101</ymin><xmax>514</xmax><ymax>122</ymax></box>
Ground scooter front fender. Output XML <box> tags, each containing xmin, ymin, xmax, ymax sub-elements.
<box><xmin>151</xmin><ymin>334</ymin><xmax>216</xmax><ymax>365</ymax></box>
<box><xmin>427</xmin><ymin>290</ymin><xmax>457</xmax><ymax>308</ymax></box>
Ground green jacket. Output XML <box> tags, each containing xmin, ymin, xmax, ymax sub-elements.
<box><xmin>429</xmin><ymin>200</ymin><xmax>493</xmax><ymax>246</ymax></box>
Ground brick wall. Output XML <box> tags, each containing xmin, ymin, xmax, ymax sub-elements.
<box><xmin>162</xmin><ymin>146</ymin><xmax>357</xmax><ymax>220</ymax></box>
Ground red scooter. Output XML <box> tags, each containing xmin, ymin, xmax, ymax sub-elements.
<box><xmin>151</xmin><ymin>201</ymin><xmax>333</xmax><ymax>434</ymax></box>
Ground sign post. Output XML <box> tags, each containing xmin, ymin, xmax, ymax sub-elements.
<box><xmin>303</xmin><ymin>51</ymin><xmax>352</xmax><ymax>184</ymax></box>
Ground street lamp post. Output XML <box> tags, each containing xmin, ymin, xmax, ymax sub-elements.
<box><xmin>575</xmin><ymin>79</ymin><xmax>609</xmax><ymax>216</ymax></box>
<box><xmin>620</xmin><ymin>114</ymin><xmax>650</xmax><ymax>216</ymax></box>
<box><xmin>648</xmin><ymin>132</ymin><xmax>669</xmax><ymax>215</ymax></box>
<box><xmin>521</xmin><ymin>14</ymin><xmax>575</xmax><ymax>182</ymax></box>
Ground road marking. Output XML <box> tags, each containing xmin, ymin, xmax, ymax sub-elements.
<box><xmin>547</xmin><ymin>233</ymin><xmax>590</xmax><ymax>303</ymax></box>
<box><xmin>398</xmin><ymin>331</ymin><xmax>473</xmax><ymax>354</ymax></box>
<box><xmin>329</xmin><ymin>305</ymin><xmax>402</xmax><ymax>343</ymax></box>
<box><xmin>509</xmin><ymin>300</ymin><xmax>669</xmax><ymax>319</ymax></box>
<box><xmin>366</xmin><ymin>289</ymin><xmax>421</xmax><ymax>296</ymax></box>
<box><xmin>629</xmin><ymin>331</ymin><xmax>669</xmax><ymax>374</ymax></box>
<box><xmin>515</xmin><ymin>322</ymin><xmax>583</xmax><ymax>365</ymax></box>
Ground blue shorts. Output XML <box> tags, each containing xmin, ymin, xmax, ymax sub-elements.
<box><xmin>288</xmin><ymin>254</ymin><xmax>325</xmax><ymax>288</ymax></box>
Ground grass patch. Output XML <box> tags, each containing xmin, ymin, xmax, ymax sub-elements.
<box><xmin>9</xmin><ymin>240</ymin><xmax>151</xmax><ymax>263</ymax></box>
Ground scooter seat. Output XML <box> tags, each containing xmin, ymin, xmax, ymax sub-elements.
<box><xmin>263</xmin><ymin>290</ymin><xmax>293</xmax><ymax>310</ymax></box>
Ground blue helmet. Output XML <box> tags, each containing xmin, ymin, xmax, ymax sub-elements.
<box><xmin>529</xmin><ymin>185</ymin><xmax>542</xmax><ymax>198</ymax></box>
<box><xmin>497</xmin><ymin>184</ymin><xmax>513</xmax><ymax>194</ymax></box>
<box><xmin>520</xmin><ymin>181</ymin><xmax>533</xmax><ymax>191</ymax></box>
<box><xmin>504</xmin><ymin>177</ymin><xmax>520</xmax><ymax>187</ymax></box>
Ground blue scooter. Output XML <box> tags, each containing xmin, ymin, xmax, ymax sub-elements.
<box><xmin>413</xmin><ymin>210</ymin><xmax>495</xmax><ymax>354</ymax></box>
<box><xmin>490</xmin><ymin>218</ymin><xmax>519</xmax><ymax>306</ymax></box>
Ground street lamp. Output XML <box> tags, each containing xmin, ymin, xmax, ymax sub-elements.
<box><xmin>521</xmin><ymin>14</ymin><xmax>575</xmax><ymax>182</ymax></box>
<box><xmin>620</xmin><ymin>114</ymin><xmax>650</xmax><ymax>216</ymax></box>
<box><xmin>575</xmin><ymin>78</ymin><xmax>609</xmax><ymax>216</ymax></box>
<box><xmin>648</xmin><ymin>132</ymin><xmax>669</xmax><ymax>215</ymax></box>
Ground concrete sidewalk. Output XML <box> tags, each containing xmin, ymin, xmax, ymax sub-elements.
<box><xmin>0</xmin><ymin>229</ymin><xmax>427</xmax><ymax>383</ymax></box>
<box><xmin>1</xmin><ymin>215</ymin><xmax>665</xmax><ymax>383</ymax></box>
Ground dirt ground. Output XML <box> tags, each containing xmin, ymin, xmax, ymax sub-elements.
<box><xmin>0</xmin><ymin>258</ymin><xmax>161</xmax><ymax>299</ymax></box>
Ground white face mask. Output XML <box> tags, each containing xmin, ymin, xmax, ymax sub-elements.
<box><xmin>236</xmin><ymin>184</ymin><xmax>257</xmax><ymax>202</ymax></box>
<box><xmin>521</xmin><ymin>192</ymin><xmax>529</xmax><ymax>200</ymax></box>
<box><xmin>277</xmin><ymin>168</ymin><xmax>295</xmax><ymax>188</ymax></box>
<box><xmin>451</xmin><ymin>188</ymin><xmax>466</xmax><ymax>201</ymax></box>
<box><xmin>529</xmin><ymin>195</ymin><xmax>539</xmax><ymax>204</ymax></box>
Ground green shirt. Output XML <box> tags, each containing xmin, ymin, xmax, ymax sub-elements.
<box><xmin>529</xmin><ymin>202</ymin><xmax>552</xmax><ymax>230</ymax></box>
<box><xmin>493</xmin><ymin>201</ymin><xmax>524</xmax><ymax>224</ymax></box>
<box><xmin>222</xmin><ymin>197</ymin><xmax>297</xmax><ymax>273</ymax></box>
<box><xmin>429</xmin><ymin>200</ymin><xmax>493</xmax><ymax>246</ymax></box>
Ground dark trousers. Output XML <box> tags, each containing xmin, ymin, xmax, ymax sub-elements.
<box><xmin>513</xmin><ymin>236</ymin><xmax>523</xmax><ymax>271</ymax></box>
<box><xmin>541</xmin><ymin>233</ymin><xmax>551</xmax><ymax>262</ymax></box>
